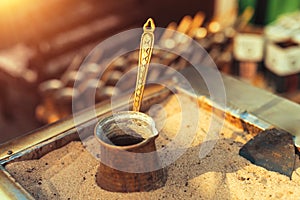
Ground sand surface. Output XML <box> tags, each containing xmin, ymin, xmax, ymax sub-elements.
<box><xmin>6</xmin><ymin>93</ymin><xmax>300</xmax><ymax>200</ymax></box>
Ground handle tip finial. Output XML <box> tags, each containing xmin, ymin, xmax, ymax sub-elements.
<box><xmin>143</xmin><ymin>18</ymin><xmax>155</xmax><ymax>31</ymax></box>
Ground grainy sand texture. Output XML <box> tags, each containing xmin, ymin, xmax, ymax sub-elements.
<box><xmin>6</xmin><ymin>93</ymin><xmax>300</xmax><ymax>200</ymax></box>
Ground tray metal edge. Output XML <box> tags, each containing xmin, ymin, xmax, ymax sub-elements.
<box><xmin>0</xmin><ymin>165</ymin><xmax>34</xmax><ymax>200</ymax></box>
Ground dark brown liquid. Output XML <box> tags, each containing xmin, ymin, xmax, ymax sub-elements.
<box><xmin>109</xmin><ymin>134</ymin><xmax>144</xmax><ymax>146</ymax></box>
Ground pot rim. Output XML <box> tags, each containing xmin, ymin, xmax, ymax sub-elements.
<box><xmin>94</xmin><ymin>111</ymin><xmax>158</xmax><ymax>150</ymax></box>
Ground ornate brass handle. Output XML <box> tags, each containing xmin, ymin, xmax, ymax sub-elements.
<box><xmin>133</xmin><ymin>18</ymin><xmax>156</xmax><ymax>112</ymax></box>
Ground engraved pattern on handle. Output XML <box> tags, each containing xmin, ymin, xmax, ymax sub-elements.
<box><xmin>133</xmin><ymin>18</ymin><xmax>155</xmax><ymax>112</ymax></box>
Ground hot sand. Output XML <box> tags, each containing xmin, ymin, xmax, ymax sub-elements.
<box><xmin>6</xmin><ymin>93</ymin><xmax>300</xmax><ymax>200</ymax></box>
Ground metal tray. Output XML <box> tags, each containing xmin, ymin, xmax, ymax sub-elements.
<box><xmin>1</xmin><ymin>71</ymin><xmax>293</xmax><ymax>199</ymax></box>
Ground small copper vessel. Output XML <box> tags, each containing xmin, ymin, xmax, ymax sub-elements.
<box><xmin>94</xmin><ymin>111</ymin><xmax>167</xmax><ymax>192</ymax></box>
